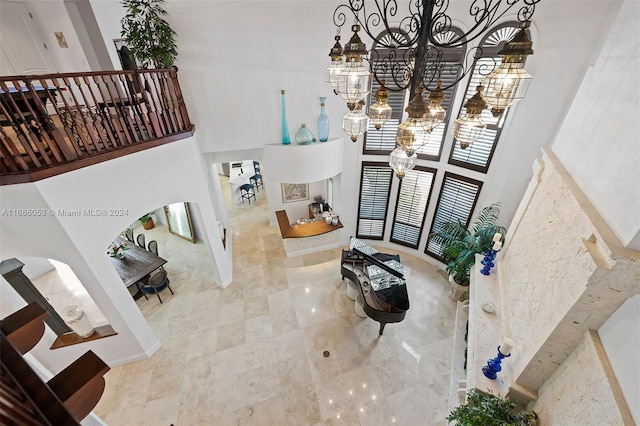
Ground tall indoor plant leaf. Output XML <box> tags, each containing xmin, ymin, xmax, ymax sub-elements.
<box><xmin>428</xmin><ymin>203</ymin><xmax>506</xmax><ymax>285</ymax></box>
<box><xmin>120</xmin><ymin>0</ymin><xmax>177</xmax><ymax>68</ymax></box>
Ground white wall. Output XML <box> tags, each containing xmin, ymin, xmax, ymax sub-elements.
<box><xmin>551</xmin><ymin>0</ymin><xmax>640</xmax><ymax>250</ymax></box>
<box><xmin>17</xmin><ymin>257</ymin><xmax>55</xmax><ymax>280</ymax></box>
<box><xmin>0</xmin><ymin>136</ymin><xmax>231</xmax><ymax>372</ymax></box>
<box><xmin>22</xmin><ymin>0</ymin><xmax>626</xmax><ymax>262</ymax></box>
<box><xmin>24</xmin><ymin>0</ymin><xmax>91</xmax><ymax>72</ymax></box>
<box><xmin>599</xmin><ymin>295</ymin><xmax>640</xmax><ymax>424</ymax></box>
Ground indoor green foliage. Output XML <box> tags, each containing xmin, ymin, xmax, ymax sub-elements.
<box><xmin>120</xmin><ymin>0</ymin><xmax>177</xmax><ymax>68</ymax></box>
<box><xmin>428</xmin><ymin>203</ymin><xmax>506</xmax><ymax>285</ymax></box>
<box><xmin>447</xmin><ymin>389</ymin><xmax>537</xmax><ymax>425</ymax></box>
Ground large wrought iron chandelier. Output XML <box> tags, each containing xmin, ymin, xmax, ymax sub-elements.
<box><xmin>324</xmin><ymin>0</ymin><xmax>538</xmax><ymax>178</ymax></box>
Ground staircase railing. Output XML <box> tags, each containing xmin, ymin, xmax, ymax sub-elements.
<box><xmin>0</xmin><ymin>67</ymin><xmax>193</xmax><ymax>185</ymax></box>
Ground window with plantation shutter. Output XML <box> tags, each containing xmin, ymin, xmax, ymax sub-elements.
<box><xmin>390</xmin><ymin>166</ymin><xmax>436</xmax><ymax>248</ymax></box>
<box><xmin>425</xmin><ymin>172</ymin><xmax>482</xmax><ymax>260</ymax></box>
<box><xmin>363</xmin><ymin>65</ymin><xmax>407</xmax><ymax>154</ymax></box>
<box><xmin>326</xmin><ymin>178</ymin><xmax>334</xmax><ymax>207</ymax></box>
<box><xmin>449</xmin><ymin>24</ymin><xmax>522</xmax><ymax>172</ymax></box>
<box><xmin>415</xmin><ymin>55</ymin><xmax>464</xmax><ymax>160</ymax></box>
<box><xmin>356</xmin><ymin>163</ymin><xmax>393</xmax><ymax>239</ymax></box>
<box><xmin>364</xmin><ymin>28</ymin><xmax>465</xmax><ymax>160</ymax></box>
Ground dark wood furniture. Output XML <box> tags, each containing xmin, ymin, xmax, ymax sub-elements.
<box><xmin>0</xmin><ymin>85</ymin><xmax>57</xmax><ymax>129</ymax></box>
<box><xmin>1</xmin><ymin>302</ymin><xmax>110</xmax><ymax>424</ymax></box>
<box><xmin>340</xmin><ymin>237</ymin><xmax>410</xmax><ymax>335</ymax></box>
<box><xmin>275</xmin><ymin>209</ymin><xmax>343</xmax><ymax>239</ymax></box>
<box><xmin>109</xmin><ymin>236</ymin><xmax>167</xmax><ymax>291</ymax></box>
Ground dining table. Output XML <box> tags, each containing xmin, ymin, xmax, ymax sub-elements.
<box><xmin>0</xmin><ymin>85</ymin><xmax>59</xmax><ymax>128</ymax></box>
<box><xmin>108</xmin><ymin>236</ymin><xmax>167</xmax><ymax>298</ymax></box>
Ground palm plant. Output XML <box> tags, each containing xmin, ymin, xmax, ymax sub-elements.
<box><xmin>428</xmin><ymin>203</ymin><xmax>506</xmax><ymax>285</ymax></box>
<box><xmin>120</xmin><ymin>0</ymin><xmax>177</xmax><ymax>69</ymax></box>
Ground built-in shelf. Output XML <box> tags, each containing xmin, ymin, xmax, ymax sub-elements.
<box><xmin>263</xmin><ymin>138</ymin><xmax>344</xmax><ymax>184</ymax></box>
<box><xmin>275</xmin><ymin>209</ymin><xmax>343</xmax><ymax>239</ymax></box>
<box><xmin>50</xmin><ymin>325</ymin><xmax>117</xmax><ymax>350</ymax></box>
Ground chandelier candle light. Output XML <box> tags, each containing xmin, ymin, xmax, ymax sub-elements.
<box><xmin>324</xmin><ymin>0</ymin><xmax>538</xmax><ymax>176</ymax></box>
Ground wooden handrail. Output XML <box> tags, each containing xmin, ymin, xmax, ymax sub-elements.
<box><xmin>0</xmin><ymin>302</ymin><xmax>111</xmax><ymax>425</ymax></box>
<box><xmin>1</xmin><ymin>67</ymin><xmax>194</xmax><ymax>184</ymax></box>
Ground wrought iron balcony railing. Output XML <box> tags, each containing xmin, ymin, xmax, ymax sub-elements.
<box><xmin>0</xmin><ymin>67</ymin><xmax>194</xmax><ymax>185</ymax></box>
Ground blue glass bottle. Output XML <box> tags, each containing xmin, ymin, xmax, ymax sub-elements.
<box><xmin>281</xmin><ymin>90</ymin><xmax>290</xmax><ymax>145</ymax></box>
<box><xmin>317</xmin><ymin>97</ymin><xmax>330</xmax><ymax>142</ymax></box>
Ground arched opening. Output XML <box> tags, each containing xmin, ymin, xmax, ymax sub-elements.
<box><xmin>106</xmin><ymin>202</ymin><xmax>218</xmax><ymax>319</ymax></box>
<box><xmin>1</xmin><ymin>256</ymin><xmax>109</xmax><ymax>336</ymax></box>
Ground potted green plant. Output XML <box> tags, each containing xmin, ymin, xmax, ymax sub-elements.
<box><xmin>428</xmin><ymin>203</ymin><xmax>506</xmax><ymax>300</ymax></box>
<box><xmin>120</xmin><ymin>0</ymin><xmax>177</xmax><ymax>69</ymax></box>
<box><xmin>447</xmin><ymin>389</ymin><xmax>537</xmax><ymax>425</ymax></box>
<box><xmin>139</xmin><ymin>213</ymin><xmax>155</xmax><ymax>230</ymax></box>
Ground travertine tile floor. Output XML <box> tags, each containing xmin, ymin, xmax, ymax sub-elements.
<box><xmin>93</xmin><ymin>176</ymin><xmax>456</xmax><ymax>425</ymax></box>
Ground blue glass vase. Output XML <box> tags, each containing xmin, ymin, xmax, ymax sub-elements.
<box><xmin>281</xmin><ymin>90</ymin><xmax>290</xmax><ymax>145</ymax></box>
<box><xmin>295</xmin><ymin>123</ymin><xmax>314</xmax><ymax>145</ymax></box>
<box><xmin>317</xmin><ymin>96</ymin><xmax>330</xmax><ymax>142</ymax></box>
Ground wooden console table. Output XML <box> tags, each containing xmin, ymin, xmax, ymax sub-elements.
<box><xmin>275</xmin><ymin>209</ymin><xmax>343</xmax><ymax>239</ymax></box>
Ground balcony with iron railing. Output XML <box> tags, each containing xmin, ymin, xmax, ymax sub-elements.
<box><xmin>0</xmin><ymin>67</ymin><xmax>194</xmax><ymax>185</ymax></box>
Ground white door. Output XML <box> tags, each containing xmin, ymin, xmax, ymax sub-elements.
<box><xmin>0</xmin><ymin>0</ymin><xmax>56</xmax><ymax>75</ymax></box>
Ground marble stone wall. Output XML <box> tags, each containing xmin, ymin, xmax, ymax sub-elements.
<box><xmin>499</xmin><ymin>149</ymin><xmax>640</xmax><ymax>394</ymax></box>
<box><xmin>532</xmin><ymin>330</ymin><xmax>632</xmax><ymax>424</ymax></box>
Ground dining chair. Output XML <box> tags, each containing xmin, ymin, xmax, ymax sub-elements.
<box><xmin>240</xmin><ymin>183</ymin><xmax>256</xmax><ymax>204</ymax></box>
<box><xmin>138</xmin><ymin>269</ymin><xmax>174</xmax><ymax>303</ymax></box>
<box><xmin>147</xmin><ymin>239</ymin><xmax>158</xmax><ymax>255</ymax></box>
<box><xmin>147</xmin><ymin>239</ymin><xmax>165</xmax><ymax>272</ymax></box>
<box><xmin>124</xmin><ymin>227</ymin><xmax>134</xmax><ymax>242</ymax></box>
<box><xmin>136</xmin><ymin>233</ymin><xmax>146</xmax><ymax>249</ymax></box>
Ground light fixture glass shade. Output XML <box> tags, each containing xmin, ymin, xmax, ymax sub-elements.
<box><xmin>368</xmin><ymin>84</ymin><xmax>392</xmax><ymax>130</ymax></box>
<box><xmin>325</xmin><ymin>60</ymin><xmax>344</xmax><ymax>91</ymax></box>
<box><xmin>423</xmin><ymin>80</ymin><xmax>446</xmax><ymax>132</ymax></box>
<box><xmin>336</xmin><ymin>62</ymin><xmax>371</xmax><ymax>109</ymax></box>
<box><xmin>389</xmin><ymin>146</ymin><xmax>417</xmax><ymax>179</ymax></box>
<box><xmin>453</xmin><ymin>114</ymin><xmax>486</xmax><ymax>149</ymax></box>
<box><xmin>396</xmin><ymin>117</ymin><xmax>429</xmax><ymax>155</ymax></box>
<box><xmin>369</xmin><ymin>101</ymin><xmax>392</xmax><ymax>129</ymax></box>
<box><xmin>482</xmin><ymin>62</ymin><xmax>531</xmax><ymax>117</ymax></box>
<box><xmin>423</xmin><ymin>103</ymin><xmax>446</xmax><ymax>132</ymax></box>
<box><xmin>342</xmin><ymin>109</ymin><xmax>369</xmax><ymax>142</ymax></box>
<box><xmin>452</xmin><ymin>85</ymin><xmax>487</xmax><ymax>149</ymax></box>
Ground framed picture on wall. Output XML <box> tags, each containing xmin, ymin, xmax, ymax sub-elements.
<box><xmin>281</xmin><ymin>183</ymin><xmax>309</xmax><ymax>203</ymax></box>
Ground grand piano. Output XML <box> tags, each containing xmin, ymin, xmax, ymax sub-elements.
<box><xmin>340</xmin><ymin>237</ymin><xmax>410</xmax><ymax>335</ymax></box>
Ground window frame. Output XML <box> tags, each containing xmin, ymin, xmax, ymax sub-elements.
<box><xmin>389</xmin><ymin>165</ymin><xmax>437</xmax><ymax>249</ymax></box>
<box><xmin>448</xmin><ymin>22</ymin><xmax>523</xmax><ymax>173</ymax></box>
<box><xmin>356</xmin><ymin>161</ymin><xmax>394</xmax><ymax>240</ymax></box>
<box><xmin>424</xmin><ymin>172</ymin><xmax>483</xmax><ymax>262</ymax></box>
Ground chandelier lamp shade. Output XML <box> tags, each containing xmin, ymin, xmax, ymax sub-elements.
<box><xmin>325</xmin><ymin>34</ymin><xmax>345</xmax><ymax>92</ymax></box>
<box><xmin>482</xmin><ymin>21</ymin><xmax>534</xmax><ymax>117</ymax></box>
<box><xmin>335</xmin><ymin>25</ymin><xmax>371</xmax><ymax>110</ymax></box>
<box><xmin>369</xmin><ymin>82</ymin><xmax>393</xmax><ymax>130</ymax></box>
<box><xmin>324</xmin><ymin>0</ymin><xmax>539</xmax><ymax>174</ymax></box>
<box><xmin>395</xmin><ymin>89</ymin><xmax>430</xmax><ymax>156</ymax></box>
<box><xmin>453</xmin><ymin>86</ymin><xmax>489</xmax><ymax>149</ymax></box>
<box><xmin>342</xmin><ymin>101</ymin><xmax>370</xmax><ymax>142</ymax></box>
<box><xmin>423</xmin><ymin>81</ymin><xmax>446</xmax><ymax>132</ymax></box>
<box><xmin>389</xmin><ymin>147</ymin><xmax>418</xmax><ymax>179</ymax></box>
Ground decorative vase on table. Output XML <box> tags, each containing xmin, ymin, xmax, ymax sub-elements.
<box><xmin>281</xmin><ymin>90</ymin><xmax>291</xmax><ymax>145</ymax></box>
<box><xmin>295</xmin><ymin>123</ymin><xmax>314</xmax><ymax>145</ymax></box>
<box><xmin>317</xmin><ymin>96</ymin><xmax>330</xmax><ymax>142</ymax></box>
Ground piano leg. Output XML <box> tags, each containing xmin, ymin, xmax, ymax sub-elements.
<box><xmin>378</xmin><ymin>322</ymin><xmax>386</xmax><ymax>336</ymax></box>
